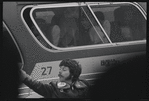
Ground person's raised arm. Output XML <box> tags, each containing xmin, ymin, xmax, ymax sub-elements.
<box><xmin>19</xmin><ymin>69</ymin><xmax>53</xmax><ymax>97</ymax></box>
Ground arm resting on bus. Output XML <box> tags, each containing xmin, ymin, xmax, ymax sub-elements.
<box><xmin>20</xmin><ymin>70</ymin><xmax>53</xmax><ymax>97</ymax></box>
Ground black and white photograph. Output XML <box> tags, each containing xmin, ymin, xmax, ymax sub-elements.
<box><xmin>3</xmin><ymin>2</ymin><xmax>147</xmax><ymax>101</ymax></box>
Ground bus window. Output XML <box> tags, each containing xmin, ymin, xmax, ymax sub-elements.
<box><xmin>23</xmin><ymin>8</ymin><xmax>51</xmax><ymax>49</ymax></box>
<box><xmin>80</xmin><ymin>6</ymin><xmax>110</xmax><ymax>45</ymax></box>
<box><xmin>90</xmin><ymin>3</ymin><xmax>146</xmax><ymax>43</ymax></box>
<box><xmin>29</xmin><ymin>5</ymin><xmax>109</xmax><ymax>49</ymax></box>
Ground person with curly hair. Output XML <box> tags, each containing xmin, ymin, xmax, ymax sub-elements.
<box><xmin>20</xmin><ymin>58</ymin><xmax>90</xmax><ymax>98</ymax></box>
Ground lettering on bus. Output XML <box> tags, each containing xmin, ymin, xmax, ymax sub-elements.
<box><xmin>41</xmin><ymin>66</ymin><xmax>52</xmax><ymax>75</ymax></box>
<box><xmin>101</xmin><ymin>59</ymin><xmax>120</xmax><ymax>66</ymax></box>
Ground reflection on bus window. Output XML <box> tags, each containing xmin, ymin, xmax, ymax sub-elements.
<box><xmin>91</xmin><ymin>4</ymin><xmax>146</xmax><ymax>43</ymax></box>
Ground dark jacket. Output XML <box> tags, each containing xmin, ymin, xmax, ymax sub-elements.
<box><xmin>21</xmin><ymin>71</ymin><xmax>89</xmax><ymax>98</ymax></box>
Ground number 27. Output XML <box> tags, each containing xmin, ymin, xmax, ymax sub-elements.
<box><xmin>41</xmin><ymin>66</ymin><xmax>52</xmax><ymax>75</ymax></box>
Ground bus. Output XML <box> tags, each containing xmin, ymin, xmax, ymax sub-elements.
<box><xmin>3</xmin><ymin>2</ymin><xmax>146</xmax><ymax>98</ymax></box>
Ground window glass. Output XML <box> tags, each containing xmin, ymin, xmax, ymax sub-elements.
<box><xmin>90</xmin><ymin>4</ymin><xmax>146</xmax><ymax>43</ymax></box>
<box><xmin>31</xmin><ymin>5</ymin><xmax>109</xmax><ymax>49</ymax></box>
<box><xmin>81</xmin><ymin>6</ymin><xmax>110</xmax><ymax>44</ymax></box>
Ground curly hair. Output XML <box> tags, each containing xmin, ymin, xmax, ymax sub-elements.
<box><xmin>59</xmin><ymin>58</ymin><xmax>82</xmax><ymax>82</ymax></box>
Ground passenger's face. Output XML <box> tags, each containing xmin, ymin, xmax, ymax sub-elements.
<box><xmin>58</xmin><ymin>66</ymin><xmax>71</xmax><ymax>82</ymax></box>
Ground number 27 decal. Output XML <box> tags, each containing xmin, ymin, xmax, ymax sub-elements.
<box><xmin>41</xmin><ymin>66</ymin><xmax>52</xmax><ymax>75</ymax></box>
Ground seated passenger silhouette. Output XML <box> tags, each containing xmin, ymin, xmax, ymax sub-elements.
<box><xmin>51</xmin><ymin>25</ymin><xmax>60</xmax><ymax>46</ymax></box>
<box><xmin>89</xmin><ymin>11</ymin><xmax>111</xmax><ymax>44</ymax></box>
<box><xmin>47</xmin><ymin>15</ymin><xmax>61</xmax><ymax>47</ymax></box>
<box><xmin>58</xmin><ymin>8</ymin><xmax>79</xmax><ymax>47</ymax></box>
<box><xmin>122</xmin><ymin>6</ymin><xmax>146</xmax><ymax>41</ymax></box>
<box><xmin>116</xmin><ymin>6</ymin><xmax>134</xmax><ymax>41</ymax></box>
<box><xmin>111</xmin><ymin>6</ymin><xmax>145</xmax><ymax>42</ymax></box>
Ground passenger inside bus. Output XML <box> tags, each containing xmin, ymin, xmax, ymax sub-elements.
<box><xmin>89</xmin><ymin>11</ymin><xmax>111</xmax><ymax>44</ymax></box>
<box><xmin>121</xmin><ymin>6</ymin><xmax>146</xmax><ymax>40</ymax></box>
<box><xmin>110</xmin><ymin>6</ymin><xmax>146</xmax><ymax>42</ymax></box>
<box><xmin>58</xmin><ymin>7</ymin><xmax>79</xmax><ymax>47</ymax></box>
<box><xmin>47</xmin><ymin>14</ymin><xmax>61</xmax><ymax>47</ymax></box>
<box><xmin>50</xmin><ymin>25</ymin><xmax>60</xmax><ymax>46</ymax></box>
<box><xmin>79</xmin><ymin>12</ymin><xmax>92</xmax><ymax>45</ymax></box>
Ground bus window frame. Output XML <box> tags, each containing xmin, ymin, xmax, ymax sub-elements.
<box><xmin>112</xmin><ymin>2</ymin><xmax>146</xmax><ymax>45</ymax></box>
<box><xmin>134</xmin><ymin>2</ymin><xmax>147</xmax><ymax>14</ymax></box>
<box><xmin>21</xmin><ymin>2</ymin><xmax>146</xmax><ymax>52</ymax></box>
<box><xmin>80</xmin><ymin>6</ymin><xmax>105</xmax><ymax>44</ymax></box>
<box><xmin>86</xmin><ymin>3</ymin><xmax>113</xmax><ymax>44</ymax></box>
<box><xmin>29</xmin><ymin>2</ymin><xmax>114</xmax><ymax>51</ymax></box>
<box><xmin>21</xmin><ymin>5</ymin><xmax>57</xmax><ymax>52</ymax></box>
<box><xmin>87</xmin><ymin>2</ymin><xmax>146</xmax><ymax>19</ymax></box>
<box><xmin>88</xmin><ymin>2</ymin><xmax>146</xmax><ymax>45</ymax></box>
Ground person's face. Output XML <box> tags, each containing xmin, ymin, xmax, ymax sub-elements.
<box><xmin>58</xmin><ymin>66</ymin><xmax>72</xmax><ymax>82</ymax></box>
